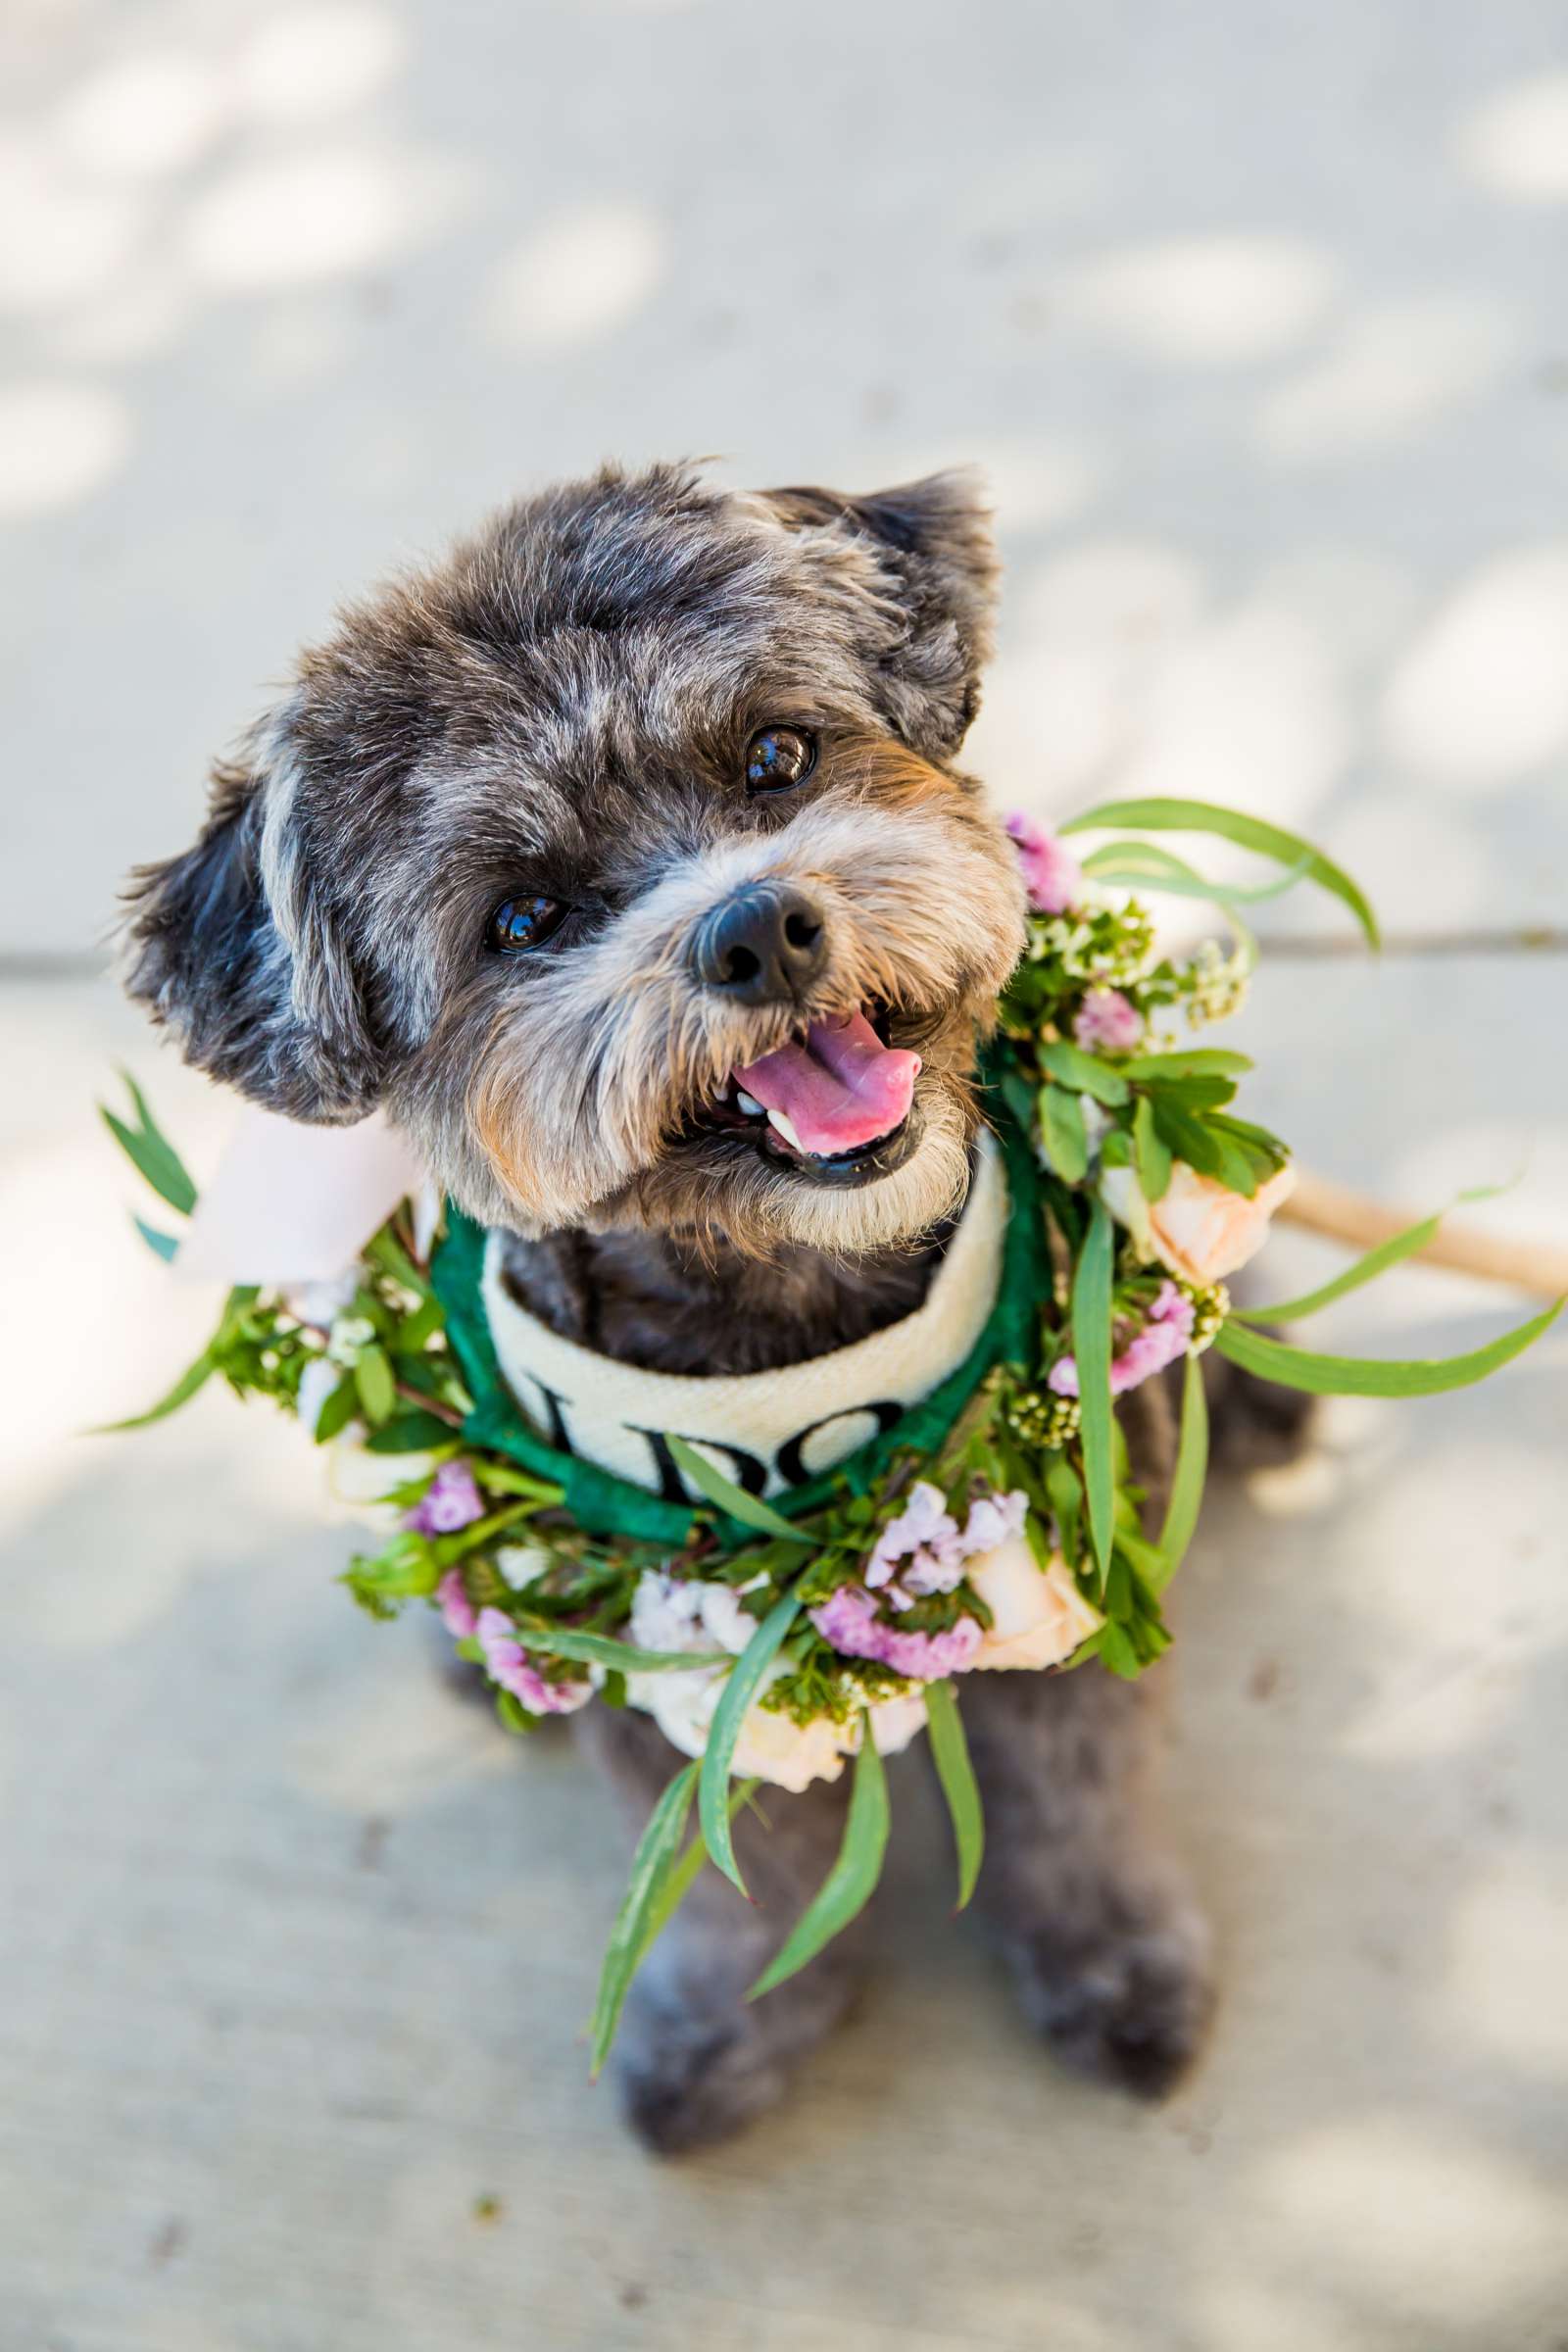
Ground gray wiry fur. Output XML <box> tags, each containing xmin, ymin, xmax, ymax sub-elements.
<box><xmin>122</xmin><ymin>460</ymin><xmax>1232</xmax><ymax>2153</ymax></box>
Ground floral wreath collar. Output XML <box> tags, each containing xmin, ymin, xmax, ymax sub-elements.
<box><xmin>104</xmin><ymin>796</ymin><xmax>1560</xmax><ymax>2071</ymax></box>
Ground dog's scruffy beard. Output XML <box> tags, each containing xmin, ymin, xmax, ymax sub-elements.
<box><xmin>396</xmin><ymin>748</ymin><xmax>1028</xmax><ymax>1262</ymax></box>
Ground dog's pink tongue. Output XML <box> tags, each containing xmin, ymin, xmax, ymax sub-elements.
<box><xmin>734</xmin><ymin>1012</ymin><xmax>920</xmax><ymax>1154</ymax></box>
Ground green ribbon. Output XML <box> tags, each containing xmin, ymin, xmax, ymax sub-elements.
<box><xmin>431</xmin><ymin>1079</ymin><xmax>1052</xmax><ymax>1553</ymax></box>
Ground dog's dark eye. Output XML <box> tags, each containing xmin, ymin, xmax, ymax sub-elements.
<box><xmin>745</xmin><ymin>726</ymin><xmax>816</xmax><ymax>794</ymax></box>
<box><xmin>486</xmin><ymin>894</ymin><xmax>569</xmax><ymax>954</ymax></box>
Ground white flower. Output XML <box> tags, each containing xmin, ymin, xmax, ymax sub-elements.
<box><xmin>287</xmin><ymin>1270</ymin><xmax>362</xmax><ymax>1330</ymax></box>
<box><xmin>964</xmin><ymin>1536</ymin><xmax>1102</xmax><ymax>1672</ymax></box>
<box><xmin>496</xmin><ymin>1544</ymin><xmax>553</xmax><ymax>1591</ymax></box>
<box><xmin>1103</xmin><ymin>1159</ymin><xmax>1296</xmax><ymax>1286</ymax></box>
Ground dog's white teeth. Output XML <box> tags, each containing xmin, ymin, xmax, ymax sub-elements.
<box><xmin>736</xmin><ymin>1089</ymin><xmax>766</xmax><ymax>1117</ymax></box>
<box><xmin>764</xmin><ymin>1105</ymin><xmax>805</xmax><ymax>1151</ymax></box>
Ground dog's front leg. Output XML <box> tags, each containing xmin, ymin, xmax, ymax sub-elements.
<box><xmin>958</xmin><ymin>1662</ymin><xmax>1214</xmax><ymax>2098</ymax></box>
<box><xmin>574</xmin><ymin>1705</ymin><xmax>868</xmax><ymax>2153</ymax></box>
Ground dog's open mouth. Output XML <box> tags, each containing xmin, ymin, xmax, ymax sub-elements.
<box><xmin>692</xmin><ymin>1009</ymin><xmax>923</xmax><ymax>1185</ymax></box>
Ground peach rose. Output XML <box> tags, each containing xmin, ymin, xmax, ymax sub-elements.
<box><xmin>965</xmin><ymin>1536</ymin><xmax>1102</xmax><ymax>1672</ymax></box>
<box><xmin>1102</xmin><ymin>1158</ymin><xmax>1296</xmax><ymax>1286</ymax></box>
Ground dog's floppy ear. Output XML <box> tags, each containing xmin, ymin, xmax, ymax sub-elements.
<box><xmin>761</xmin><ymin>467</ymin><xmax>999</xmax><ymax>758</ymax></box>
<box><xmin>122</xmin><ymin>717</ymin><xmax>381</xmax><ymax>1123</ymax></box>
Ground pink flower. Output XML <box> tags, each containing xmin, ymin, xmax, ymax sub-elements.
<box><xmin>866</xmin><ymin>1479</ymin><xmax>964</xmax><ymax>1597</ymax></box>
<box><xmin>1073</xmin><ymin>988</ymin><xmax>1144</xmax><ymax>1053</ymax></box>
<box><xmin>404</xmin><ymin>1460</ymin><xmax>485</xmax><ymax>1537</ymax></box>
<box><xmin>474</xmin><ymin>1605</ymin><xmax>592</xmax><ymax>1716</ymax></box>
<box><xmin>1049</xmin><ymin>1280</ymin><xmax>1196</xmax><ymax>1399</ymax></box>
<box><xmin>809</xmin><ymin>1585</ymin><xmax>983</xmax><ymax>1680</ymax></box>
<box><xmin>435</xmin><ymin>1568</ymin><xmax>477</xmax><ymax>1640</ymax></box>
<box><xmin>956</xmin><ymin>1488</ymin><xmax>1029</xmax><ymax>1556</ymax></box>
<box><xmin>1004</xmin><ymin>811</ymin><xmax>1085</xmax><ymax>914</ymax></box>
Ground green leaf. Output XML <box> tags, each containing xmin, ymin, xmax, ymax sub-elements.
<box><xmin>1232</xmin><ymin>1196</ymin><xmax>1493</xmax><ymax>1324</ymax></box>
<box><xmin>1038</xmin><ymin>1082</ymin><xmax>1088</xmax><ymax>1183</ymax></box>
<box><xmin>1132</xmin><ymin>1096</ymin><xmax>1172</xmax><ymax>1203</ymax></box>
<box><xmin>313</xmin><ymin>1374</ymin><xmax>360</xmax><ymax>1443</ymax></box>
<box><xmin>95</xmin><ymin>1345</ymin><xmax>217</xmax><ymax>1432</ymax></box>
<box><xmin>133</xmin><ymin>1216</ymin><xmax>179</xmax><ymax>1263</ymax></box>
<box><xmin>924</xmin><ymin>1680</ymin><xmax>984</xmax><ymax>1909</ymax></box>
<box><xmin>1038</xmin><ymin>1038</ymin><xmax>1130</xmax><ymax>1105</ymax></box>
<box><xmin>1152</xmin><ymin>1099</ymin><xmax>1255</xmax><ymax>1196</ymax></box>
<box><xmin>750</xmin><ymin>1719</ymin><xmax>891</xmax><ymax>1997</ymax></box>
<box><xmin>366</xmin><ymin>1226</ymin><xmax>433</xmax><ymax>1299</ymax></box>
<box><xmin>638</xmin><ymin>1778</ymin><xmax>760</xmax><ymax>1963</ymax></box>
<box><xmin>666</xmin><ymin>1435</ymin><xmax>812</xmax><ymax>1544</ymax></box>
<box><xmin>1153</xmin><ymin>1351</ymin><xmax>1208</xmax><ymax>1592</ymax></box>
<box><xmin>354</xmin><ymin>1344</ymin><xmax>396</xmax><ymax>1426</ymax></box>
<box><xmin>515</xmin><ymin>1623</ymin><xmax>730</xmax><ymax>1674</ymax></box>
<box><xmin>363</xmin><ymin>1407</ymin><xmax>458</xmax><ymax>1454</ymax></box>
<box><xmin>699</xmin><ymin>1585</ymin><xmax>804</xmax><ymax>1893</ymax></box>
<box><xmin>1072</xmin><ymin>1199</ymin><xmax>1116</xmax><ymax>1583</ymax></box>
<box><xmin>1098</xmin><ymin>1621</ymin><xmax>1143</xmax><ymax>1678</ymax></box>
<box><xmin>102</xmin><ymin>1074</ymin><xmax>198</xmax><ymax>1215</ymax></box>
<box><xmin>1062</xmin><ymin>798</ymin><xmax>1380</xmax><ymax>949</ymax></box>
<box><xmin>1080</xmin><ymin>841</ymin><xmax>1314</xmax><ymax>906</ymax></box>
<box><xmin>589</xmin><ymin>1761</ymin><xmax>700</xmax><ymax>2076</ymax></box>
<box><xmin>1212</xmin><ymin>1301</ymin><xmax>1564</xmax><ymax>1396</ymax></box>
<box><xmin>1122</xmin><ymin>1050</ymin><xmax>1253</xmax><ymax>1080</ymax></box>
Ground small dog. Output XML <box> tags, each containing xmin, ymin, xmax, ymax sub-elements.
<box><xmin>124</xmin><ymin>462</ymin><xmax>1249</xmax><ymax>2151</ymax></box>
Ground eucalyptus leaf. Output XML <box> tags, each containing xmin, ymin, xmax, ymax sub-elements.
<box><xmin>1122</xmin><ymin>1050</ymin><xmax>1253</xmax><ymax>1080</ymax></box>
<box><xmin>1038</xmin><ymin>1082</ymin><xmax>1089</xmax><ymax>1183</ymax></box>
<box><xmin>1061</xmin><ymin>797</ymin><xmax>1379</xmax><ymax>949</ymax></box>
<box><xmin>699</xmin><ymin>1584</ymin><xmax>804</xmax><ymax>1893</ymax></box>
<box><xmin>924</xmin><ymin>1679</ymin><xmax>984</xmax><ymax>1909</ymax></box>
<box><xmin>750</xmin><ymin>1719</ymin><xmax>891</xmax><ymax>1996</ymax></box>
<box><xmin>354</xmin><ymin>1344</ymin><xmax>397</xmax><ymax>1426</ymax></box>
<box><xmin>1213</xmin><ymin>1301</ymin><xmax>1563</xmax><ymax>1396</ymax></box>
<box><xmin>666</xmin><ymin>1434</ymin><xmax>812</xmax><ymax>1544</ymax></box>
<box><xmin>1038</xmin><ymin>1038</ymin><xmax>1130</xmax><ymax>1105</ymax></box>
<box><xmin>133</xmin><ymin>1216</ymin><xmax>179</xmax><ymax>1263</ymax></box>
<box><xmin>1072</xmin><ymin>1199</ymin><xmax>1115</xmax><ymax>1582</ymax></box>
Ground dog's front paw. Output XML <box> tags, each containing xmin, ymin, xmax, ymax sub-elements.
<box><xmin>1008</xmin><ymin>1903</ymin><xmax>1215</xmax><ymax>2101</ymax></box>
<box><xmin>614</xmin><ymin>2012</ymin><xmax>791</xmax><ymax>2157</ymax></box>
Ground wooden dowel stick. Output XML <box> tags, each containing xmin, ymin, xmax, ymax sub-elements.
<box><xmin>1279</xmin><ymin>1170</ymin><xmax>1568</xmax><ymax>1301</ymax></box>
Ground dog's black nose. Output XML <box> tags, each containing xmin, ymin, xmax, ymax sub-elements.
<box><xmin>693</xmin><ymin>884</ymin><xmax>828</xmax><ymax>1004</ymax></box>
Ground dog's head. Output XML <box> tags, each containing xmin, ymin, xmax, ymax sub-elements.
<box><xmin>124</xmin><ymin>462</ymin><xmax>1027</xmax><ymax>1258</ymax></box>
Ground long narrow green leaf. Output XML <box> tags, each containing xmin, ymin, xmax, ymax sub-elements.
<box><xmin>641</xmin><ymin>1778</ymin><xmax>760</xmax><ymax>1959</ymax></box>
<box><xmin>699</xmin><ymin>1585</ymin><xmax>804</xmax><ymax>1893</ymax></box>
<box><xmin>666</xmin><ymin>1434</ymin><xmax>812</xmax><ymax>1544</ymax></box>
<box><xmin>95</xmin><ymin>1346</ymin><xmax>217</xmax><ymax>1432</ymax></box>
<box><xmin>1072</xmin><ymin>1199</ymin><xmax>1116</xmax><ymax>1583</ymax></box>
<box><xmin>1152</xmin><ymin>1351</ymin><xmax>1208</xmax><ymax>1592</ymax></box>
<box><xmin>1232</xmin><ymin>1193</ymin><xmax>1501</xmax><ymax>1324</ymax></box>
<box><xmin>1213</xmin><ymin>1300</ymin><xmax>1563</xmax><ymax>1396</ymax></box>
<box><xmin>515</xmin><ymin>1623</ymin><xmax>730</xmax><ymax>1673</ymax></box>
<box><xmin>1081</xmin><ymin>841</ymin><xmax>1313</xmax><ymax>906</ymax></box>
<box><xmin>924</xmin><ymin>1680</ymin><xmax>984</xmax><ymax>1909</ymax></box>
<box><xmin>1123</xmin><ymin>1050</ymin><xmax>1253</xmax><ymax>1080</ymax></box>
<box><xmin>1061</xmin><ymin>798</ymin><xmax>1380</xmax><ymax>949</ymax></box>
<box><xmin>1132</xmin><ymin>1096</ymin><xmax>1173</xmax><ymax>1202</ymax></box>
<box><xmin>750</xmin><ymin>1719</ymin><xmax>890</xmax><ymax>1997</ymax></box>
<box><xmin>100</xmin><ymin>1105</ymin><xmax>198</xmax><ymax>1217</ymax></box>
<box><xmin>588</xmin><ymin>1761</ymin><xmax>699</xmax><ymax>2076</ymax></box>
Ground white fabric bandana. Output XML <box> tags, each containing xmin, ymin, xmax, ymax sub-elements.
<box><xmin>483</xmin><ymin>1134</ymin><xmax>1007</xmax><ymax>1503</ymax></box>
